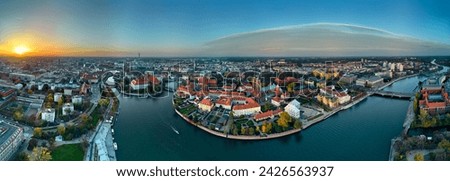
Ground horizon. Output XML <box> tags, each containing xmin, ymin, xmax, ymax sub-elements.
<box><xmin>1</xmin><ymin>0</ymin><xmax>450</xmax><ymax>57</ymax></box>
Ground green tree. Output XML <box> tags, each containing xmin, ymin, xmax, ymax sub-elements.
<box><xmin>15</xmin><ymin>152</ymin><xmax>29</xmax><ymax>161</ymax></box>
<box><xmin>232</xmin><ymin>127</ymin><xmax>239</xmax><ymax>136</ymax></box>
<box><xmin>57</xmin><ymin>124</ymin><xmax>66</xmax><ymax>135</ymax></box>
<box><xmin>294</xmin><ymin>120</ymin><xmax>302</xmax><ymax>129</ymax></box>
<box><xmin>240</xmin><ymin>127</ymin><xmax>248</xmax><ymax>135</ymax></box>
<box><xmin>438</xmin><ymin>139</ymin><xmax>450</xmax><ymax>151</ymax></box>
<box><xmin>98</xmin><ymin>98</ymin><xmax>109</xmax><ymax>107</ymax></box>
<box><xmin>418</xmin><ymin>109</ymin><xmax>429</xmax><ymax>123</ymax></box>
<box><xmin>248</xmin><ymin>127</ymin><xmax>255</xmax><ymax>135</ymax></box>
<box><xmin>413</xmin><ymin>98</ymin><xmax>418</xmax><ymax>115</ymax></box>
<box><xmin>27</xmin><ymin>138</ymin><xmax>38</xmax><ymax>151</ymax></box>
<box><xmin>263</xmin><ymin>102</ymin><xmax>271</xmax><ymax>112</ymax></box>
<box><xmin>287</xmin><ymin>82</ymin><xmax>295</xmax><ymax>93</ymax></box>
<box><xmin>414</xmin><ymin>153</ymin><xmax>424</xmax><ymax>161</ymax></box>
<box><xmin>28</xmin><ymin>147</ymin><xmax>52</xmax><ymax>161</ymax></box>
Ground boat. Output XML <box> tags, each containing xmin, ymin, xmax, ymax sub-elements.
<box><xmin>113</xmin><ymin>142</ymin><xmax>118</xmax><ymax>150</ymax></box>
<box><xmin>171</xmin><ymin>126</ymin><xmax>180</xmax><ymax>134</ymax></box>
<box><xmin>111</xmin><ymin>129</ymin><xmax>115</xmax><ymax>135</ymax></box>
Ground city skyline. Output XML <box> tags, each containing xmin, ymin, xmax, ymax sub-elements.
<box><xmin>0</xmin><ymin>0</ymin><xmax>450</xmax><ymax>57</ymax></box>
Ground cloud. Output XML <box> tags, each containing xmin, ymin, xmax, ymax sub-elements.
<box><xmin>202</xmin><ymin>23</ymin><xmax>450</xmax><ymax>56</ymax></box>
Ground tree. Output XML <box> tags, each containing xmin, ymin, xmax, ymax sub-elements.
<box><xmin>27</xmin><ymin>89</ymin><xmax>33</xmax><ymax>95</ymax></box>
<box><xmin>81</xmin><ymin>113</ymin><xmax>90</xmax><ymax>124</ymax></box>
<box><xmin>13</xmin><ymin>106</ymin><xmax>24</xmax><ymax>121</ymax></box>
<box><xmin>413</xmin><ymin>98</ymin><xmax>418</xmax><ymax>115</ymax></box>
<box><xmin>277</xmin><ymin>112</ymin><xmax>292</xmax><ymax>130</ymax></box>
<box><xmin>418</xmin><ymin>109</ymin><xmax>429</xmax><ymax>122</ymax></box>
<box><xmin>414</xmin><ymin>153</ymin><xmax>424</xmax><ymax>161</ymax></box>
<box><xmin>98</xmin><ymin>98</ymin><xmax>109</xmax><ymax>107</ymax></box>
<box><xmin>64</xmin><ymin>108</ymin><xmax>71</xmax><ymax>116</ymax></box>
<box><xmin>248</xmin><ymin>127</ymin><xmax>255</xmax><ymax>135</ymax></box>
<box><xmin>262</xmin><ymin>102</ymin><xmax>271</xmax><ymax>112</ymax></box>
<box><xmin>294</xmin><ymin>120</ymin><xmax>302</xmax><ymax>129</ymax></box>
<box><xmin>57</xmin><ymin>96</ymin><xmax>64</xmax><ymax>108</ymax></box>
<box><xmin>240</xmin><ymin>127</ymin><xmax>248</xmax><ymax>135</ymax></box>
<box><xmin>57</xmin><ymin>124</ymin><xmax>66</xmax><ymax>135</ymax></box>
<box><xmin>15</xmin><ymin>152</ymin><xmax>29</xmax><ymax>161</ymax></box>
<box><xmin>287</xmin><ymin>82</ymin><xmax>295</xmax><ymax>93</ymax></box>
<box><xmin>438</xmin><ymin>139</ymin><xmax>450</xmax><ymax>151</ymax></box>
<box><xmin>27</xmin><ymin>138</ymin><xmax>38</xmax><ymax>151</ymax></box>
<box><xmin>33</xmin><ymin>127</ymin><xmax>43</xmax><ymax>138</ymax></box>
<box><xmin>47</xmin><ymin>93</ymin><xmax>54</xmax><ymax>103</ymax></box>
<box><xmin>28</xmin><ymin>147</ymin><xmax>52</xmax><ymax>161</ymax></box>
<box><xmin>232</xmin><ymin>127</ymin><xmax>239</xmax><ymax>136</ymax></box>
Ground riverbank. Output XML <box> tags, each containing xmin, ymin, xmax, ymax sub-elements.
<box><xmin>303</xmin><ymin>93</ymin><xmax>370</xmax><ymax>129</ymax></box>
<box><xmin>377</xmin><ymin>74</ymin><xmax>419</xmax><ymax>90</ymax></box>
<box><xmin>172</xmin><ymin>74</ymin><xmax>418</xmax><ymax>141</ymax></box>
<box><xmin>173</xmin><ymin>99</ymin><xmax>303</xmax><ymax>140</ymax></box>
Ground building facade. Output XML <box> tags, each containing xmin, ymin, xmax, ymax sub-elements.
<box><xmin>285</xmin><ymin>100</ymin><xmax>301</xmax><ymax>119</ymax></box>
<box><xmin>0</xmin><ymin>121</ymin><xmax>24</xmax><ymax>161</ymax></box>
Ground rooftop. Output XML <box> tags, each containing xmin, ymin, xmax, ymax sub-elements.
<box><xmin>0</xmin><ymin>122</ymin><xmax>19</xmax><ymax>147</ymax></box>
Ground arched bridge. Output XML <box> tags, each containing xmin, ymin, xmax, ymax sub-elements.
<box><xmin>371</xmin><ymin>90</ymin><xmax>415</xmax><ymax>99</ymax></box>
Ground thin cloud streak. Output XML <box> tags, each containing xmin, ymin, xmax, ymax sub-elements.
<box><xmin>202</xmin><ymin>23</ymin><xmax>450</xmax><ymax>56</ymax></box>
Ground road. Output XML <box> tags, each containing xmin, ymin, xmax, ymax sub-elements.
<box><xmin>85</xmin><ymin>98</ymin><xmax>114</xmax><ymax>161</ymax></box>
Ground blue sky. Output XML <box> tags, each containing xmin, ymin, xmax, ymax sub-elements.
<box><xmin>0</xmin><ymin>0</ymin><xmax>449</xmax><ymax>56</ymax></box>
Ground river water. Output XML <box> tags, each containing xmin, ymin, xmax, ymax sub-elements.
<box><xmin>114</xmin><ymin>76</ymin><xmax>425</xmax><ymax>160</ymax></box>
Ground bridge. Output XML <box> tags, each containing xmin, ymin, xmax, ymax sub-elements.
<box><xmin>371</xmin><ymin>90</ymin><xmax>415</xmax><ymax>100</ymax></box>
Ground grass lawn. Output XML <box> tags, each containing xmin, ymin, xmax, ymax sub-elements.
<box><xmin>51</xmin><ymin>143</ymin><xmax>85</xmax><ymax>161</ymax></box>
<box><xmin>235</xmin><ymin>119</ymin><xmax>255</xmax><ymax>128</ymax></box>
<box><xmin>179</xmin><ymin>105</ymin><xmax>196</xmax><ymax>115</ymax></box>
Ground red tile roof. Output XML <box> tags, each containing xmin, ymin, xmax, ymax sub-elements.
<box><xmin>216</xmin><ymin>97</ymin><xmax>232</xmax><ymax>106</ymax></box>
<box><xmin>199</xmin><ymin>98</ymin><xmax>213</xmax><ymax>106</ymax></box>
<box><xmin>233</xmin><ymin>98</ymin><xmax>260</xmax><ymax>110</ymax></box>
<box><xmin>254</xmin><ymin>109</ymin><xmax>282</xmax><ymax>120</ymax></box>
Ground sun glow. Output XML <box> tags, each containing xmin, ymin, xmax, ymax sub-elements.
<box><xmin>14</xmin><ymin>45</ymin><xmax>30</xmax><ymax>55</ymax></box>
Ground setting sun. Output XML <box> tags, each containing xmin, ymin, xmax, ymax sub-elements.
<box><xmin>14</xmin><ymin>45</ymin><xmax>30</xmax><ymax>55</ymax></box>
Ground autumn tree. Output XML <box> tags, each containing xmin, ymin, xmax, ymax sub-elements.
<box><xmin>438</xmin><ymin>139</ymin><xmax>450</xmax><ymax>151</ymax></box>
<box><xmin>81</xmin><ymin>113</ymin><xmax>90</xmax><ymax>124</ymax></box>
<box><xmin>57</xmin><ymin>97</ymin><xmax>64</xmax><ymax>108</ymax></box>
<box><xmin>414</xmin><ymin>153</ymin><xmax>424</xmax><ymax>161</ymax></box>
<box><xmin>277</xmin><ymin>112</ymin><xmax>292</xmax><ymax>130</ymax></box>
<box><xmin>57</xmin><ymin>124</ymin><xmax>66</xmax><ymax>135</ymax></box>
<box><xmin>287</xmin><ymin>82</ymin><xmax>295</xmax><ymax>93</ymax></box>
<box><xmin>13</xmin><ymin>106</ymin><xmax>24</xmax><ymax>121</ymax></box>
<box><xmin>33</xmin><ymin>127</ymin><xmax>43</xmax><ymax>138</ymax></box>
<box><xmin>28</xmin><ymin>147</ymin><xmax>52</xmax><ymax>161</ymax></box>
<box><xmin>98</xmin><ymin>98</ymin><xmax>109</xmax><ymax>107</ymax></box>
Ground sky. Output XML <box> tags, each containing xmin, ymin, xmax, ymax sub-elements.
<box><xmin>0</xmin><ymin>0</ymin><xmax>449</xmax><ymax>57</ymax></box>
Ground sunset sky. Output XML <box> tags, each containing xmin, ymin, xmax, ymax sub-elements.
<box><xmin>0</xmin><ymin>0</ymin><xmax>449</xmax><ymax>57</ymax></box>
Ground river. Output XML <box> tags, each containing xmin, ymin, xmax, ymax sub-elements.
<box><xmin>114</xmin><ymin>75</ymin><xmax>425</xmax><ymax>161</ymax></box>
